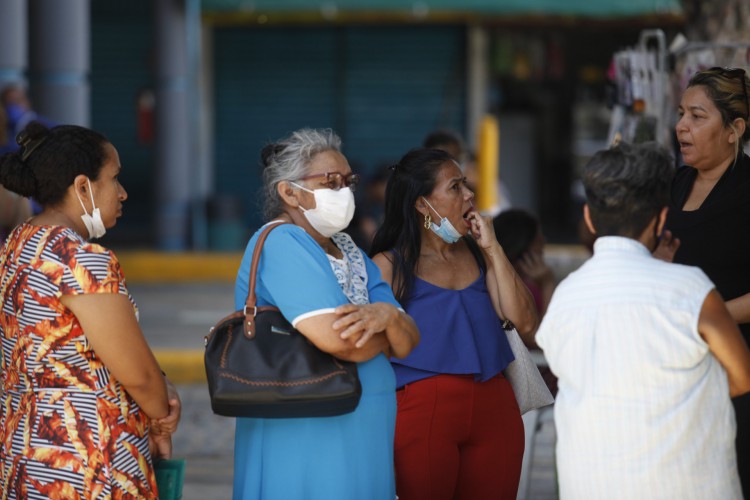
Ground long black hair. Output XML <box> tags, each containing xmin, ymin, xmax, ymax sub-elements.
<box><xmin>369</xmin><ymin>147</ymin><xmax>453</xmax><ymax>305</ymax></box>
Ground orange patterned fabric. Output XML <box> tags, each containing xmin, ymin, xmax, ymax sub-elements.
<box><xmin>0</xmin><ymin>224</ymin><xmax>157</xmax><ymax>500</ymax></box>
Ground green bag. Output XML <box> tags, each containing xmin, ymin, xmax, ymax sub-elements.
<box><xmin>155</xmin><ymin>458</ymin><xmax>186</xmax><ymax>500</ymax></box>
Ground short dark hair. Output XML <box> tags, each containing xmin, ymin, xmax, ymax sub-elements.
<box><xmin>583</xmin><ymin>142</ymin><xmax>673</xmax><ymax>238</ymax></box>
<box><xmin>423</xmin><ymin>129</ymin><xmax>463</xmax><ymax>151</ymax></box>
<box><xmin>0</xmin><ymin>121</ymin><xmax>109</xmax><ymax>206</ymax></box>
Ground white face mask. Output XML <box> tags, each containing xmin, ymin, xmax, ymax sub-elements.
<box><xmin>291</xmin><ymin>183</ymin><xmax>355</xmax><ymax>237</ymax></box>
<box><xmin>76</xmin><ymin>178</ymin><xmax>106</xmax><ymax>239</ymax></box>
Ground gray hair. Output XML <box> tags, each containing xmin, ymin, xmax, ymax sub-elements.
<box><xmin>583</xmin><ymin>141</ymin><xmax>674</xmax><ymax>238</ymax></box>
<box><xmin>260</xmin><ymin>128</ymin><xmax>342</xmax><ymax>220</ymax></box>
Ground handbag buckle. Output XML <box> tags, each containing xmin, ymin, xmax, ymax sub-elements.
<box><xmin>243</xmin><ymin>305</ymin><xmax>258</xmax><ymax>339</ymax></box>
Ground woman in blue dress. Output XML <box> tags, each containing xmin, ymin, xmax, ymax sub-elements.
<box><xmin>232</xmin><ymin>128</ymin><xmax>420</xmax><ymax>500</ymax></box>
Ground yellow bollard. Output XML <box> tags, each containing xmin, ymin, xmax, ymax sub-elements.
<box><xmin>476</xmin><ymin>115</ymin><xmax>499</xmax><ymax>215</ymax></box>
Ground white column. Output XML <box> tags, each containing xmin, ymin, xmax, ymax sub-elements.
<box><xmin>466</xmin><ymin>25</ymin><xmax>489</xmax><ymax>149</ymax></box>
<box><xmin>154</xmin><ymin>0</ymin><xmax>191</xmax><ymax>250</ymax></box>
<box><xmin>29</xmin><ymin>0</ymin><xmax>90</xmax><ymax>126</ymax></box>
<box><xmin>0</xmin><ymin>0</ymin><xmax>27</xmax><ymax>87</ymax></box>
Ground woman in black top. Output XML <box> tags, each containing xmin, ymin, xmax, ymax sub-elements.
<box><xmin>665</xmin><ymin>66</ymin><xmax>750</xmax><ymax>496</ymax></box>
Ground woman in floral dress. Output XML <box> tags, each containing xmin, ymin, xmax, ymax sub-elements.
<box><xmin>0</xmin><ymin>122</ymin><xmax>178</xmax><ymax>499</ymax></box>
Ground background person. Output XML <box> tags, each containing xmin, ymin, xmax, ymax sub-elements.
<box><xmin>1</xmin><ymin>85</ymin><xmax>55</xmax><ymax>148</ymax></box>
<box><xmin>0</xmin><ymin>121</ymin><xmax>180</xmax><ymax>498</ymax></box>
<box><xmin>370</xmin><ymin>147</ymin><xmax>538</xmax><ymax>499</ymax></box>
<box><xmin>661</xmin><ymin>66</ymin><xmax>750</xmax><ymax>495</ymax></box>
<box><xmin>0</xmin><ymin>103</ymin><xmax>10</xmax><ymax>155</ymax></box>
<box><xmin>493</xmin><ymin>209</ymin><xmax>555</xmax><ymax>318</ymax></box>
<box><xmin>423</xmin><ymin>129</ymin><xmax>468</xmax><ymax>165</ymax></box>
<box><xmin>232</xmin><ymin>128</ymin><xmax>419</xmax><ymax>500</ymax></box>
<box><xmin>538</xmin><ymin>142</ymin><xmax>750</xmax><ymax>499</ymax></box>
<box><xmin>0</xmin><ymin>104</ymin><xmax>32</xmax><ymax>243</ymax></box>
<box><xmin>493</xmin><ymin>208</ymin><xmax>558</xmax><ymax>395</ymax></box>
<box><xmin>1</xmin><ymin>85</ymin><xmax>55</xmax><ymax>215</ymax></box>
<box><xmin>343</xmin><ymin>162</ymin><xmax>390</xmax><ymax>252</ymax></box>
<box><xmin>0</xmin><ymin>184</ymin><xmax>32</xmax><ymax>243</ymax></box>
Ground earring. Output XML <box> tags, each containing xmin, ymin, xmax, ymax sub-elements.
<box><xmin>423</xmin><ymin>213</ymin><xmax>432</xmax><ymax>229</ymax></box>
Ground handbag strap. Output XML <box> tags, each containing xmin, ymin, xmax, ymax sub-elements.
<box><xmin>243</xmin><ymin>220</ymin><xmax>287</xmax><ymax>339</ymax></box>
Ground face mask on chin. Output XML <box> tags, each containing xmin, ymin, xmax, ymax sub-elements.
<box><xmin>291</xmin><ymin>183</ymin><xmax>355</xmax><ymax>238</ymax></box>
<box><xmin>76</xmin><ymin>178</ymin><xmax>106</xmax><ymax>240</ymax></box>
<box><xmin>422</xmin><ymin>197</ymin><xmax>462</xmax><ymax>244</ymax></box>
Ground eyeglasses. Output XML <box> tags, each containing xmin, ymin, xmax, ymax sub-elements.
<box><xmin>708</xmin><ymin>66</ymin><xmax>750</xmax><ymax>120</ymax></box>
<box><xmin>297</xmin><ymin>172</ymin><xmax>360</xmax><ymax>191</ymax></box>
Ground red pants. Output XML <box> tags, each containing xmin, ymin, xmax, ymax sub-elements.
<box><xmin>394</xmin><ymin>373</ymin><xmax>524</xmax><ymax>500</ymax></box>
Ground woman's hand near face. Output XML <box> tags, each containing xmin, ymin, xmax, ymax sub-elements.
<box><xmin>467</xmin><ymin>211</ymin><xmax>498</xmax><ymax>250</ymax></box>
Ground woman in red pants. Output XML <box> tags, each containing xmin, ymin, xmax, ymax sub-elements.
<box><xmin>370</xmin><ymin>147</ymin><xmax>539</xmax><ymax>499</ymax></box>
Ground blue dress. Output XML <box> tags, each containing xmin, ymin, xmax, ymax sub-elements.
<box><xmin>232</xmin><ymin>223</ymin><xmax>399</xmax><ymax>500</ymax></box>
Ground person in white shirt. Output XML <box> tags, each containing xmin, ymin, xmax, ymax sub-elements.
<box><xmin>536</xmin><ymin>141</ymin><xmax>750</xmax><ymax>500</ymax></box>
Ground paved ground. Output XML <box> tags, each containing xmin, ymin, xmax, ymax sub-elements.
<box><xmin>171</xmin><ymin>384</ymin><xmax>234</xmax><ymax>500</ymax></box>
<box><xmin>170</xmin><ymin>382</ymin><xmax>558</xmax><ymax>500</ymax></box>
<box><xmin>130</xmin><ymin>281</ymin><xmax>560</xmax><ymax>499</ymax></box>
<box><xmin>132</xmin><ymin>282</ymin><xmax>236</xmax><ymax>499</ymax></box>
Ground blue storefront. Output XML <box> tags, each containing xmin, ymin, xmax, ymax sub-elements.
<box><xmin>83</xmin><ymin>0</ymin><xmax>682</xmax><ymax>247</ymax></box>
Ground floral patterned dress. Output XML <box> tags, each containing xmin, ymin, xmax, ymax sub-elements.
<box><xmin>0</xmin><ymin>224</ymin><xmax>157</xmax><ymax>500</ymax></box>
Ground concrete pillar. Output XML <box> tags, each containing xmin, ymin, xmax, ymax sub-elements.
<box><xmin>29</xmin><ymin>0</ymin><xmax>90</xmax><ymax>126</ymax></box>
<box><xmin>187</xmin><ymin>0</ymin><xmax>209</xmax><ymax>250</ymax></box>
<box><xmin>466</xmin><ymin>25</ymin><xmax>489</xmax><ymax>149</ymax></box>
<box><xmin>0</xmin><ymin>0</ymin><xmax>27</xmax><ymax>87</ymax></box>
<box><xmin>154</xmin><ymin>0</ymin><xmax>191</xmax><ymax>250</ymax></box>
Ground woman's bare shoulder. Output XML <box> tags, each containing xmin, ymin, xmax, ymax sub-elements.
<box><xmin>371</xmin><ymin>251</ymin><xmax>394</xmax><ymax>283</ymax></box>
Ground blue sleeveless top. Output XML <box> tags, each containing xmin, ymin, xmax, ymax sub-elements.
<box><xmin>392</xmin><ymin>269</ymin><xmax>515</xmax><ymax>388</ymax></box>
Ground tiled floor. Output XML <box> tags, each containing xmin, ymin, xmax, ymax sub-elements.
<box><xmin>524</xmin><ymin>414</ymin><xmax>558</xmax><ymax>499</ymax></box>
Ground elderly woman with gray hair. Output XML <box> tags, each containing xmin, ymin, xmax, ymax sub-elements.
<box><xmin>231</xmin><ymin>128</ymin><xmax>419</xmax><ymax>500</ymax></box>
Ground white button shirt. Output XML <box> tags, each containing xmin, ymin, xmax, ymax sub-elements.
<box><xmin>537</xmin><ymin>236</ymin><xmax>741</xmax><ymax>500</ymax></box>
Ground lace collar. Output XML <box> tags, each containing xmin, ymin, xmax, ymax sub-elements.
<box><xmin>326</xmin><ymin>232</ymin><xmax>369</xmax><ymax>305</ymax></box>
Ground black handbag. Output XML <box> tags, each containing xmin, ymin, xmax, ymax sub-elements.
<box><xmin>204</xmin><ymin>221</ymin><xmax>361</xmax><ymax>418</ymax></box>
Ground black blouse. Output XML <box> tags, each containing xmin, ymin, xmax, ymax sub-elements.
<box><xmin>666</xmin><ymin>153</ymin><xmax>750</xmax><ymax>340</ymax></box>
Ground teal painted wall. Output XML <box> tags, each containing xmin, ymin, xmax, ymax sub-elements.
<box><xmin>91</xmin><ymin>0</ymin><xmax>155</xmax><ymax>245</ymax></box>
<box><xmin>213</xmin><ymin>24</ymin><xmax>466</xmax><ymax>233</ymax></box>
<box><xmin>89</xmin><ymin>4</ymin><xmax>466</xmax><ymax>243</ymax></box>
<box><xmin>203</xmin><ymin>0</ymin><xmax>681</xmax><ymax>17</ymax></box>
